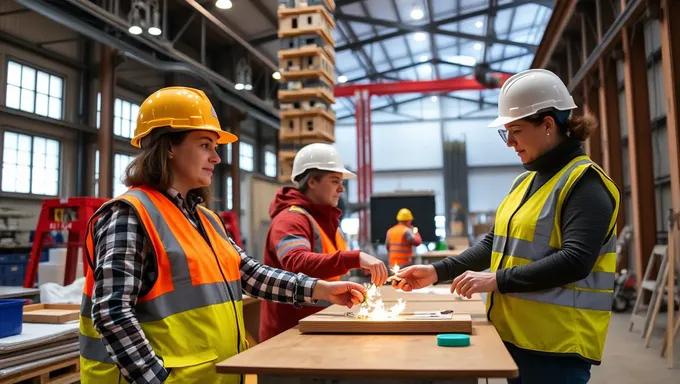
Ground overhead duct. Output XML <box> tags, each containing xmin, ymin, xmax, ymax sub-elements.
<box><xmin>16</xmin><ymin>0</ymin><xmax>280</xmax><ymax>129</ymax></box>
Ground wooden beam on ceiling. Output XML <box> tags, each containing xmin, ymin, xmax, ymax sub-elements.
<box><xmin>531</xmin><ymin>0</ymin><xmax>577</xmax><ymax>69</ymax></box>
<box><xmin>621</xmin><ymin>0</ymin><xmax>657</xmax><ymax>290</ymax></box>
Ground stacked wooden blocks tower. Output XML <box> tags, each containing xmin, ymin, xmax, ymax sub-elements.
<box><xmin>277</xmin><ymin>0</ymin><xmax>337</xmax><ymax>183</ymax></box>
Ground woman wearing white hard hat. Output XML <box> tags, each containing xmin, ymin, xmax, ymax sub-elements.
<box><xmin>393</xmin><ymin>69</ymin><xmax>621</xmax><ymax>383</ymax></box>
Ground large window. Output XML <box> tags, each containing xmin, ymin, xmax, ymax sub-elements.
<box><xmin>2</xmin><ymin>131</ymin><xmax>59</xmax><ymax>195</ymax></box>
<box><xmin>226</xmin><ymin>176</ymin><xmax>233</xmax><ymax>210</ymax></box>
<box><xmin>264</xmin><ymin>150</ymin><xmax>277</xmax><ymax>177</ymax></box>
<box><xmin>240</xmin><ymin>142</ymin><xmax>254</xmax><ymax>171</ymax></box>
<box><xmin>96</xmin><ymin>93</ymin><xmax>140</xmax><ymax>139</ymax></box>
<box><xmin>93</xmin><ymin>151</ymin><xmax>135</xmax><ymax>197</ymax></box>
<box><xmin>5</xmin><ymin>61</ymin><xmax>63</xmax><ymax>119</ymax></box>
<box><xmin>113</xmin><ymin>153</ymin><xmax>134</xmax><ymax>197</ymax></box>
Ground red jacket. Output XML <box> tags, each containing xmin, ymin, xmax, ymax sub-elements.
<box><xmin>259</xmin><ymin>187</ymin><xmax>361</xmax><ymax>342</ymax></box>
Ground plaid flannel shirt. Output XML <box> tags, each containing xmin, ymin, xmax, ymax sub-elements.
<box><xmin>90</xmin><ymin>189</ymin><xmax>318</xmax><ymax>384</ymax></box>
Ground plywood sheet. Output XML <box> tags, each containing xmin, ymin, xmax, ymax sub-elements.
<box><xmin>298</xmin><ymin>306</ymin><xmax>472</xmax><ymax>334</ymax></box>
<box><xmin>23</xmin><ymin>304</ymin><xmax>80</xmax><ymax>324</ymax></box>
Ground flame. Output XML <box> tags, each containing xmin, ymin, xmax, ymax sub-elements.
<box><xmin>391</xmin><ymin>264</ymin><xmax>400</xmax><ymax>276</ymax></box>
<box><xmin>356</xmin><ymin>283</ymin><xmax>406</xmax><ymax>320</ymax></box>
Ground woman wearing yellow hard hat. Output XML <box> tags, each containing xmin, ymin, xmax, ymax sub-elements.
<box><xmin>393</xmin><ymin>69</ymin><xmax>620</xmax><ymax>383</ymax></box>
<box><xmin>78</xmin><ymin>87</ymin><xmax>367</xmax><ymax>384</ymax></box>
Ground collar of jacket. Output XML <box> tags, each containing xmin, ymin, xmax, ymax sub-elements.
<box><xmin>522</xmin><ymin>138</ymin><xmax>585</xmax><ymax>174</ymax></box>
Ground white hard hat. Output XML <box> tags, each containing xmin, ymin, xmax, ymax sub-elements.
<box><xmin>291</xmin><ymin>143</ymin><xmax>356</xmax><ymax>184</ymax></box>
<box><xmin>487</xmin><ymin>69</ymin><xmax>577</xmax><ymax>128</ymax></box>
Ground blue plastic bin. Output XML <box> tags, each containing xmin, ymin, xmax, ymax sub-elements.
<box><xmin>0</xmin><ymin>299</ymin><xmax>25</xmax><ymax>338</ymax></box>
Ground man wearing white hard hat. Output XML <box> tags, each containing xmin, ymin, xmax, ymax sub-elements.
<box><xmin>259</xmin><ymin>143</ymin><xmax>388</xmax><ymax>342</ymax></box>
<box><xmin>392</xmin><ymin>69</ymin><xmax>621</xmax><ymax>383</ymax></box>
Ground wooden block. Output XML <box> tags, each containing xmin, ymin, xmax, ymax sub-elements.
<box><xmin>298</xmin><ymin>308</ymin><xmax>473</xmax><ymax>334</ymax></box>
<box><xmin>280</xmin><ymin>35</ymin><xmax>335</xmax><ymax>61</ymax></box>
<box><xmin>279</xmin><ymin>115</ymin><xmax>301</xmax><ymax>141</ymax></box>
<box><xmin>23</xmin><ymin>303</ymin><xmax>80</xmax><ymax>324</ymax></box>
<box><xmin>277</xmin><ymin>151</ymin><xmax>297</xmax><ymax>183</ymax></box>
<box><xmin>277</xmin><ymin>5</ymin><xmax>336</xmax><ymax>29</ymax></box>
<box><xmin>278</xmin><ymin>88</ymin><xmax>335</xmax><ymax>105</ymax></box>
<box><xmin>278</xmin><ymin>0</ymin><xmax>335</xmax><ymax>12</ymax></box>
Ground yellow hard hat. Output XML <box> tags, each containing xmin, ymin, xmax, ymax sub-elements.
<box><xmin>131</xmin><ymin>86</ymin><xmax>238</xmax><ymax>148</ymax></box>
<box><xmin>396</xmin><ymin>208</ymin><xmax>414</xmax><ymax>221</ymax></box>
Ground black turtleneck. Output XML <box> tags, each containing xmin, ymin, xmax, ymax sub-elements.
<box><xmin>433</xmin><ymin>139</ymin><xmax>617</xmax><ymax>293</ymax></box>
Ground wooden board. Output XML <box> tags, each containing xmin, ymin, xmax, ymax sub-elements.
<box><xmin>216</xmin><ymin>324</ymin><xmax>518</xmax><ymax>379</ymax></box>
<box><xmin>277</xmin><ymin>6</ymin><xmax>336</xmax><ymax>29</ymax></box>
<box><xmin>23</xmin><ymin>304</ymin><xmax>80</xmax><ymax>324</ymax></box>
<box><xmin>278</xmin><ymin>88</ymin><xmax>335</xmax><ymax>105</ymax></box>
<box><xmin>298</xmin><ymin>305</ymin><xmax>472</xmax><ymax>334</ymax></box>
<box><xmin>280</xmin><ymin>107</ymin><xmax>336</xmax><ymax>121</ymax></box>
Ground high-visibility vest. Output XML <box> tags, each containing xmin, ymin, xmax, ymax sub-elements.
<box><xmin>288</xmin><ymin>205</ymin><xmax>347</xmax><ymax>281</ymax></box>
<box><xmin>487</xmin><ymin>155</ymin><xmax>620</xmax><ymax>364</ymax></box>
<box><xmin>386</xmin><ymin>224</ymin><xmax>413</xmax><ymax>267</ymax></box>
<box><xmin>79</xmin><ymin>186</ymin><xmax>248</xmax><ymax>384</ymax></box>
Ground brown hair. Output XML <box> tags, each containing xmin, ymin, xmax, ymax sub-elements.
<box><xmin>296</xmin><ymin>169</ymin><xmax>332</xmax><ymax>194</ymax></box>
<box><xmin>123</xmin><ymin>131</ymin><xmax>211</xmax><ymax>203</ymax></box>
<box><xmin>523</xmin><ymin>110</ymin><xmax>599</xmax><ymax>142</ymax></box>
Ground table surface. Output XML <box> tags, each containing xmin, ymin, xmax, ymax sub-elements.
<box><xmin>218</xmin><ymin>285</ymin><xmax>517</xmax><ymax>379</ymax></box>
<box><xmin>0</xmin><ymin>286</ymin><xmax>40</xmax><ymax>300</ymax></box>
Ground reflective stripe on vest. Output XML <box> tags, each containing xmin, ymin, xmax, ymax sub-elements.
<box><xmin>79</xmin><ymin>186</ymin><xmax>247</xmax><ymax>384</ymax></box>
<box><xmin>488</xmin><ymin>155</ymin><xmax>621</xmax><ymax>363</ymax></box>
<box><xmin>288</xmin><ymin>205</ymin><xmax>347</xmax><ymax>283</ymax></box>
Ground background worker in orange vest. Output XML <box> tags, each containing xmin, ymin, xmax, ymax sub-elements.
<box><xmin>259</xmin><ymin>143</ymin><xmax>388</xmax><ymax>342</ymax></box>
<box><xmin>386</xmin><ymin>208</ymin><xmax>423</xmax><ymax>268</ymax></box>
<box><xmin>78</xmin><ymin>87</ymin><xmax>367</xmax><ymax>384</ymax></box>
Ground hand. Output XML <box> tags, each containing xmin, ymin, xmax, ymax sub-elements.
<box><xmin>413</xmin><ymin>227</ymin><xmax>418</xmax><ymax>234</ymax></box>
<box><xmin>358</xmin><ymin>252</ymin><xmax>388</xmax><ymax>286</ymax></box>
<box><xmin>312</xmin><ymin>280</ymin><xmax>366</xmax><ymax>308</ymax></box>
<box><xmin>391</xmin><ymin>264</ymin><xmax>437</xmax><ymax>292</ymax></box>
<box><xmin>450</xmin><ymin>271</ymin><xmax>498</xmax><ymax>299</ymax></box>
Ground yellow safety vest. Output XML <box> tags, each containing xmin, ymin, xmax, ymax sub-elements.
<box><xmin>487</xmin><ymin>155</ymin><xmax>620</xmax><ymax>364</ymax></box>
<box><xmin>79</xmin><ymin>186</ymin><xmax>248</xmax><ymax>383</ymax></box>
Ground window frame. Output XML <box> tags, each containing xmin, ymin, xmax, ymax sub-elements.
<box><xmin>239</xmin><ymin>141</ymin><xmax>255</xmax><ymax>172</ymax></box>
<box><xmin>95</xmin><ymin>91</ymin><xmax>141</xmax><ymax>139</ymax></box>
<box><xmin>0</xmin><ymin>127</ymin><xmax>61</xmax><ymax>197</ymax></box>
<box><xmin>4</xmin><ymin>58</ymin><xmax>66</xmax><ymax>121</ymax></box>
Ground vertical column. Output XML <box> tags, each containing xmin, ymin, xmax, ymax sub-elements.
<box><xmin>621</xmin><ymin>2</ymin><xmax>657</xmax><ymax>286</ymax></box>
<box><xmin>98</xmin><ymin>45</ymin><xmax>115</xmax><ymax>199</ymax></box>
<box><xmin>580</xmin><ymin>9</ymin><xmax>602</xmax><ymax>164</ymax></box>
<box><xmin>596</xmin><ymin>0</ymin><xmax>626</xmax><ymax>268</ymax></box>
<box><xmin>659</xmin><ymin>0</ymin><xmax>680</xmax><ymax>365</ymax></box>
<box><xmin>230</xmin><ymin>110</ymin><xmax>242</xmax><ymax>216</ymax></box>
<box><xmin>366</xmin><ymin>91</ymin><xmax>372</xmax><ymax>244</ymax></box>
<box><xmin>355</xmin><ymin>90</ymin><xmax>365</xmax><ymax>245</ymax></box>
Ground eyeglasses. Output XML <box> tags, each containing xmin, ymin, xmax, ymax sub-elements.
<box><xmin>498</xmin><ymin>129</ymin><xmax>508</xmax><ymax>143</ymax></box>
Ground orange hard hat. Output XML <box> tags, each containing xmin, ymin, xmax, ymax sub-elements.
<box><xmin>131</xmin><ymin>87</ymin><xmax>238</xmax><ymax>148</ymax></box>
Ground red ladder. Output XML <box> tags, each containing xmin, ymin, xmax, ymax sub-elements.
<box><xmin>23</xmin><ymin>197</ymin><xmax>108</xmax><ymax>288</ymax></box>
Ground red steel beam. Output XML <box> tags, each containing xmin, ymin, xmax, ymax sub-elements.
<box><xmin>334</xmin><ymin>74</ymin><xmax>512</xmax><ymax>97</ymax></box>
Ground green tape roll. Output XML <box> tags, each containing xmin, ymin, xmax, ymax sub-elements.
<box><xmin>437</xmin><ymin>333</ymin><xmax>470</xmax><ymax>347</ymax></box>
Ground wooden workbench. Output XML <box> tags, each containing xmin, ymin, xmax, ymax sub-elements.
<box><xmin>219</xmin><ymin>285</ymin><xmax>517</xmax><ymax>383</ymax></box>
<box><xmin>416</xmin><ymin>249</ymin><xmax>466</xmax><ymax>265</ymax></box>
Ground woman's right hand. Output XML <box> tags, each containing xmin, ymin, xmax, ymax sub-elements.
<box><xmin>391</xmin><ymin>264</ymin><xmax>438</xmax><ymax>291</ymax></box>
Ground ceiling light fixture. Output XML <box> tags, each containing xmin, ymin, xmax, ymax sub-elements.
<box><xmin>338</xmin><ymin>75</ymin><xmax>348</xmax><ymax>83</ymax></box>
<box><xmin>410</xmin><ymin>7</ymin><xmax>424</xmax><ymax>20</ymax></box>
<box><xmin>235</xmin><ymin>83</ymin><xmax>245</xmax><ymax>90</ymax></box>
<box><xmin>272</xmin><ymin>72</ymin><xmax>281</xmax><ymax>80</ymax></box>
<box><xmin>414</xmin><ymin>32</ymin><xmax>426</xmax><ymax>42</ymax></box>
<box><xmin>473</xmin><ymin>43</ymin><xmax>483</xmax><ymax>51</ymax></box>
<box><xmin>419</xmin><ymin>55</ymin><xmax>428</xmax><ymax>62</ymax></box>
<box><xmin>216</xmin><ymin>0</ymin><xmax>233</xmax><ymax>9</ymax></box>
<box><xmin>475</xmin><ymin>20</ymin><xmax>483</xmax><ymax>28</ymax></box>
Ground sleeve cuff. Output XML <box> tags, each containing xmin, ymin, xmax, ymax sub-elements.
<box><xmin>293</xmin><ymin>273</ymin><xmax>319</xmax><ymax>308</ymax></box>
<box><xmin>495</xmin><ymin>268</ymin><xmax>509</xmax><ymax>293</ymax></box>
<box><xmin>431</xmin><ymin>260</ymin><xmax>450</xmax><ymax>284</ymax></box>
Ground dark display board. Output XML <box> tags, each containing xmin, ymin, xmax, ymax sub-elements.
<box><xmin>370</xmin><ymin>193</ymin><xmax>437</xmax><ymax>244</ymax></box>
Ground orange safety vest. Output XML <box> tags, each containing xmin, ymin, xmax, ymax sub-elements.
<box><xmin>289</xmin><ymin>205</ymin><xmax>347</xmax><ymax>281</ymax></box>
<box><xmin>387</xmin><ymin>223</ymin><xmax>414</xmax><ymax>268</ymax></box>
<box><xmin>79</xmin><ymin>186</ymin><xmax>248</xmax><ymax>384</ymax></box>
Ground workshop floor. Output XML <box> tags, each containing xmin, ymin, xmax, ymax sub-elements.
<box><xmin>484</xmin><ymin>311</ymin><xmax>680</xmax><ymax>384</ymax></box>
